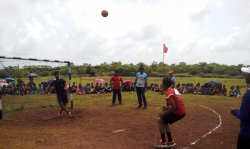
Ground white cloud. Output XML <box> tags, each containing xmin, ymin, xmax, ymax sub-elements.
<box><xmin>0</xmin><ymin>0</ymin><xmax>249</xmax><ymax>66</ymax></box>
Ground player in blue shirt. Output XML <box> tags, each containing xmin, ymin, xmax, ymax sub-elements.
<box><xmin>43</xmin><ymin>71</ymin><xmax>71</xmax><ymax>117</ymax></box>
<box><xmin>231</xmin><ymin>67</ymin><xmax>250</xmax><ymax>149</ymax></box>
<box><xmin>135</xmin><ymin>66</ymin><xmax>148</xmax><ymax>109</ymax></box>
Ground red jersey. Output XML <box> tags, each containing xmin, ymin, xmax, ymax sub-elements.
<box><xmin>165</xmin><ymin>87</ymin><xmax>186</xmax><ymax>115</ymax></box>
<box><xmin>110</xmin><ymin>75</ymin><xmax>123</xmax><ymax>89</ymax></box>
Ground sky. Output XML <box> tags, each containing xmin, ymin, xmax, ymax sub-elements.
<box><xmin>0</xmin><ymin>0</ymin><xmax>249</xmax><ymax>66</ymax></box>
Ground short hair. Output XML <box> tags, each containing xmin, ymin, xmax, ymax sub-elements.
<box><xmin>139</xmin><ymin>66</ymin><xmax>144</xmax><ymax>70</ymax></box>
<box><xmin>162</xmin><ymin>77</ymin><xmax>172</xmax><ymax>88</ymax></box>
<box><xmin>54</xmin><ymin>71</ymin><xmax>59</xmax><ymax>75</ymax></box>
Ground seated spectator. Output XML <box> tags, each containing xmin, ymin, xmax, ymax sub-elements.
<box><xmin>154</xmin><ymin>84</ymin><xmax>160</xmax><ymax>92</ymax></box>
<box><xmin>94</xmin><ymin>83</ymin><xmax>100</xmax><ymax>94</ymax></box>
<box><xmin>131</xmin><ymin>84</ymin><xmax>135</xmax><ymax>92</ymax></box>
<box><xmin>72</xmin><ymin>82</ymin><xmax>77</xmax><ymax>93</ymax></box>
<box><xmin>31</xmin><ymin>84</ymin><xmax>38</xmax><ymax>94</ymax></box>
<box><xmin>150</xmin><ymin>84</ymin><xmax>155</xmax><ymax>92</ymax></box>
<box><xmin>79</xmin><ymin>83</ymin><xmax>84</xmax><ymax>91</ymax></box>
<box><xmin>234</xmin><ymin>86</ymin><xmax>241</xmax><ymax>96</ymax></box>
<box><xmin>18</xmin><ymin>84</ymin><xmax>25</xmax><ymax>95</ymax></box>
<box><xmin>204</xmin><ymin>86</ymin><xmax>211</xmax><ymax>95</ymax></box>
<box><xmin>229</xmin><ymin>86</ymin><xmax>235</xmax><ymax>96</ymax></box>
<box><xmin>91</xmin><ymin>85</ymin><xmax>94</xmax><ymax>93</ymax></box>
<box><xmin>159</xmin><ymin>84</ymin><xmax>164</xmax><ymax>92</ymax></box>
<box><xmin>183</xmin><ymin>84</ymin><xmax>187</xmax><ymax>94</ymax></box>
<box><xmin>85</xmin><ymin>83</ymin><xmax>91</xmax><ymax>94</ymax></box>
<box><xmin>199</xmin><ymin>85</ymin><xmax>204</xmax><ymax>94</ymax></box>
<box><xmin>25</xmin><ymin>84</ymin><xmax>31</xmax><ymax>94</ymax></box>
<box><xmin>76</xmin><ymin>85</ymin><xmax>84</xmax><ymax>95</ymax></box>
<box><xmin>189</xmin><ymin>84</ymin><xmax>194</xmax><ymax>93</ymax></box>
<box><xmin>186</xmin><ymin>83</ymin><xmax>190</xmax><ymax>93</ymax></box>
<box><xmin>211</xmin><ymin>86</ymin><xmax>218</xmax><ymax>95</ymax></box>
<box><xmin>37</xmin><ymin>84</ymin><xmax>44</xmax><ymax>93</ymax></box>
<box><xmin>99</xmin><ymin>83</ymin><xmax>105</xmax><ymax>94</ymax></box>
<box><xmin>104</xmin><ymin>83</ymin><xmax>112</xmax><ymax>93</ymax></box>
<box><xmin>221</xmin><ymin>85</ymin><xmax>227</xmax><ymax>96</ymax></box>
<box><xmin>1</xmin><ymin>85</ymin><xmax>8</xmax><ymax>95</ymax></box>
<box><xmin>123</xmin><ymin>82</ymin><xmax>130</xmax><ymax>91</ymax></box>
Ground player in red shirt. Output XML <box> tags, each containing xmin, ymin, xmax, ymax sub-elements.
<box><xmin>155</xmin><ymin>77</ymin><xmax>186</xmax><ymax>148</ymax></box>
<box><xmin>110</xmin><ymin>70</ymin><xmax>123</xmax><ymax>105</ymax></box>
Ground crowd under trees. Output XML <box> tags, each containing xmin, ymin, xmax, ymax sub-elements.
<box><xmin>0</xmin><ymin>61</ymin><xmax>248</xmax><ymax>78</ymax></box>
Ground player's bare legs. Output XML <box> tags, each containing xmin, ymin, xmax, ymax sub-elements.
<box><xmin>58</xmin><ymin>102</ymin><xmax>71</xmax><ymax>116</ymax></box>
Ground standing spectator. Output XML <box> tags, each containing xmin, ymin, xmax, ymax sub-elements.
<box><xmin>168</xmin><ymin>70</ymin><xmax>176</xmax><ymax>88</ymax></box>
<box><xmin>110</xmin><ymin>70</ymin><xmax>123</xmax><ymax>105</ymax></box>
<box><xmin>231</xmin><ymin>67</ymin><xmax>250</xmax><ymax>149</ymax></box>
<box><xmin>135</xmin><ymin>66</ymin><xmax>148</xmax><ymax>109</ymax></box>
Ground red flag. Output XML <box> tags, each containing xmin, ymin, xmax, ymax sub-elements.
<box><xmin>163</xmin><ymin>44</ymin><xmax>168</xmax><ymax>53</ymax></box>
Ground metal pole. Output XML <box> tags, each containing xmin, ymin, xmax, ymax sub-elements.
<box><xmin>163</xmin><ymin>48</ymin><xmax>164</xmax><ymax>77</ymax></box>
<box><xmin>18</xmin><ymin>64</ymin><xmax>19</xmax><ymax>79</ymax></box>
<box><xmin>68</xmin><ymin>62</ymin><xmax>73</xmax><ymax>109</ymax></box>
<box><xmin>0</xmin><ymin>95</ymin><xmax>2</xmax><ymax>120</ymax></box>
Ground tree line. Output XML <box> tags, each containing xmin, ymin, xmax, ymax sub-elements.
<box><xmin>0</xmin><ymin>61</ymin><xmax>249</xmax><ymax>78</ymax></box>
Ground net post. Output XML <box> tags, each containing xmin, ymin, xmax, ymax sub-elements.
<box><xmin>68</xmin><ymin>62</ymin><xmax>73</xmax><ymax>109</ymax></box>
<box><xmin>0</xmin><ymin>95</ymin><xmax>2</xmax><ymax>120</ymax></box>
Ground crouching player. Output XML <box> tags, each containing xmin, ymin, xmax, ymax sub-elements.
<box><xmin>155</xmin><ymin>77</ymin><xmax>186</xmax><ymax>148</ymax></box>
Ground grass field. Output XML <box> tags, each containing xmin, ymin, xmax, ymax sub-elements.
<box><xmin>0</xmin><ymin>76</ymin><xmax>246</xmax><ymax>149</ymax></box>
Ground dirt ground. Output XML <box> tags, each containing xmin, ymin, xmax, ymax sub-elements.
<box><xmin>0</xmin><ymin>103</ymin><xmax>240</xmax><ymax>149</ymax></box>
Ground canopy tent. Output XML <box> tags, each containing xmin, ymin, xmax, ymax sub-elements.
<box><xmin>205</xmin><ymin>80</ymin><xmax>222</xmax><ymax>88</ymax></box>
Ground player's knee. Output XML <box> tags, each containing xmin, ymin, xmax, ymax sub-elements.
<box><xmin>158</xmin><ymin>118</ymin><xmax>163</xmax><ymax>123</ymax></box>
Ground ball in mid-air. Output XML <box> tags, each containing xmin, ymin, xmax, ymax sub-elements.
<box><xmin>101</xmin><ymin>10</ymin><xmax>108</xmax><ymax>17</ymax></box>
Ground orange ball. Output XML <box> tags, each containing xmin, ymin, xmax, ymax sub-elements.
<box><xmin>101</xmin><ymin>10</ymin><xmax>108</xmax><ymax>17</ymax></box>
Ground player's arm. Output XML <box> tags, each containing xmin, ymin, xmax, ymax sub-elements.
<box><xmin>159</xmin><ymin>102</ymin><xmax>176</xmax><ymax>118</ymax></box>
<box><xmin>120</xmin><ymin>78</ymin><xmax>123</xmax><ymax>89</ymax></box>
<box><xmin>43</xmin><ymin>85</ymin><xmax>51</xmax><ymax>94</ymax></box>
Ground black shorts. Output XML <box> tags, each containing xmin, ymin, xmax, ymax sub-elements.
<box><xmin>57</xmin><ymin>94</ymin><xmax>68</xmax><ymax>104</ymax></box>
<box><xmin>162</xmin><ymin>112</ymin><xmax>185</xmax><ymax>125</ymax></box>
<box><xmin>237</xmin><ymin>135</ymin><xmax>250</xmax><ymax>149</ymax></box>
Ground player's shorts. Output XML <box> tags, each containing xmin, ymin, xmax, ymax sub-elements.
<box><xmin>57</xmin><ymin>94</ymin><xmax>68</xmax><ymax>104</ymax></box>
<box><xmin>162</xmin><ymin>112</ymin><xmax>185</xmax><ymax>125</ymax></box>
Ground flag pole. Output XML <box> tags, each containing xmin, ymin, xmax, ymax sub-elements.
<box><xmin>163</xmin><ymin>48</ymin><xmax>164</xmax><ymax>76</ymax></box>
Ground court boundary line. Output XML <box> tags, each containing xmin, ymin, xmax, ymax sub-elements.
<box><xmin>182</xmin><ymin>104</ymin><xmax>222</xmax><ymax>149</ymax></box>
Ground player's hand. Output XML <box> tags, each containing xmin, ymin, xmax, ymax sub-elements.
<box><xmin>158</xmin><ymin>113</ymin><xmax>164</xmax><ymax>119</ymax></box>
<box><xmin>161</xmin><ymin>106</ymin><xmax>167</xmax><ymax>111</ymax></box>
<box><xmin>230</xmin><ymin>107</ymin><xmax>236</xmax><ymax>115</ymax></box>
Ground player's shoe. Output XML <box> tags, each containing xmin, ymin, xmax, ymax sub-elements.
<box><xmin>119</xmin><ymin>103</ymin><xmax>123</xmax><ymax>105</ymax></box>
<box><xmin>166</xmin><ymin>140</ymin><xmax>176</xmax><ymax>147</ymax></box>
<box><xmin>58</xmin><ymin>112</ymin><xmax>61</xmax><ymax>117</ymax></box>
<box><xmin>138</xmin><ymin>105</ymin><xmax>142</xmax><ymax>108</ymax></box>
<box><xmin>154</xmin><ymin>141</ymin><xmax>167</xmax><ymax>148</ymax></box>
<box><xmin>67</xmin><ymin>111</ymin><xmax>72</xmax><ymax>117</ymax></box>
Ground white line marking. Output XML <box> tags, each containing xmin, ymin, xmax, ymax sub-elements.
<box><xmin>182</xmin><ymin>104</ymin><xmax>222</xmax><ymax>149</ymax></box>
<box><xmin>111</xmin><ymin>129</ymin><xmax>125</xmax><ymax>133</ymax></box>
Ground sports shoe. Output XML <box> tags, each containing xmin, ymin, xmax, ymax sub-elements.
<box><xmin>143</xmin><ymin>106</ymin><xmax>147</xmax><ymax>109</ymax></box>
<box><xmin>154</xmin><ymin>141</ymin><xmax>167</xmax><ymax>148</ymax></box>
<box><xmin>167</xmin><ymin>141</ymin><xmax>176</xmax><ymax>147</ymax></box>
<box><xmin>67</xmin><ymin>111</ymin><xmax>72</xmax><ymax>117</ymax></box>
<box><xmin>58</xmin><ymin>112</ymin><xmax>61</xmax><ymax>117</ymax></box>
<box><xmin>119</xmin><ymin>103</ymin><xmax>123</xmax><ymax>105</ymax></box>
<box><xmin>138</xmin><ymin>105</ymin><xmax>142</xmax><ymax>108</ymax></box>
